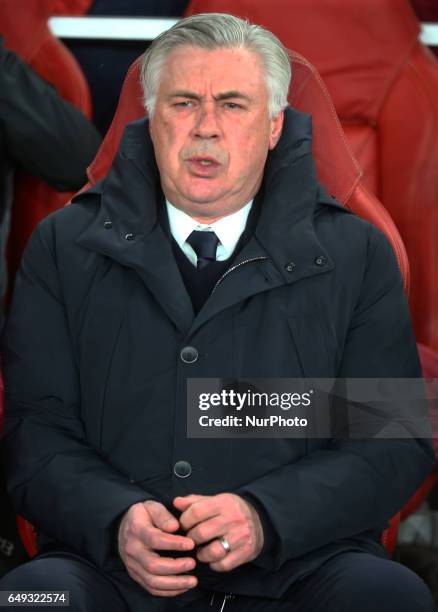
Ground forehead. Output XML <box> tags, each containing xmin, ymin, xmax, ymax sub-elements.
<box><xmin>157</xmin><ymin>45</ymin><xmax>267</xmax><ymax>96</ymax></box>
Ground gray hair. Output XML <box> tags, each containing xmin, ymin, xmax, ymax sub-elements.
<box><xmin>140</xmin><ymin>13</ymin><xmax>291</xmax><ymax>119</ymax></box>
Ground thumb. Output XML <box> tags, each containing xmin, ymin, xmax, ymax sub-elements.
<box><xmin>144</xmin><ymin>501</ymin><xmax>179</xmax><ymax>532</ymax></box>
<box><xmin>173</xmin><ymin>494</ymin><xmax>205</xmax><ymax>511</ymax></box>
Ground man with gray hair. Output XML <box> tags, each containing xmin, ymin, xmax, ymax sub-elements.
<box><xmin>0</xmin><ymin>12</ymin><xmax>435</xmax><ymax>612</ymax></box>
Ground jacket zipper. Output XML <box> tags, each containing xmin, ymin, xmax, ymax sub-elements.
<box><xmin>210</xmin><ymin>593</ymin><xmax>236</xmax><ymax>610</ymax></box>
<box><xmin>220</xmin><ymin>594</ymin><xmax>235</xmax><ymax>611</ymax></box>
<box><xmin>212</xmin><ymin>256</ymin><xmax>268</xmax><ymax>294</ymax></box>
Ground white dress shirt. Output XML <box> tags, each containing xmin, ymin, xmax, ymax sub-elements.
<box><xmin>166</xmin><ymin>200</ymin><xmax>253</xmax><ymax>267</ymax></box>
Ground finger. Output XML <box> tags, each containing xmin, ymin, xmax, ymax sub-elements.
<box><xmin>179</xmin><ymin>498</ymin><xmax>220</xmax><ymax>532</ymax></box>
<box><xmin>206</xmin><ymin>530</ymin><xmax>253</xmax><ymax>572</ymax></box>
<box><xmin>146</xmin><ymin>588</ymin><xmax>193</xmax><ymax>598</ymax></box>
<box><xmin>128</xmin><ymin>556</ymin><xmax>198</xmax><ymax>588</ymax></box>
<box><xmin>196</xmin><ymin>537</ymin><xmax>232</xmax><ymax>564</ymax></box>
<box><xmin>128</xmin><ymin>565</ymin><xmax>195</xmax><ymax>597</ymax></box>
<box><xmin>126</xmin><ymin>519</ymin><xmax>194</xmax><ymax>551</ymax></box>
<box><xmin>186</xmin><ymin>515</ymin><xmax>227</xmax><ymax>546</ymax></box>
<box><xmin>145</xmin><ymin>527</ymin><xmax>195</xmax><ymax>552</ymax></box>
<box><xmin>210</xmin><ymin>552</ymin><xmax>243</xmax><ymax>572</ymax></box>
<box><xmin>144</xmin><ymin>571</ymin><xmax>198</xmax><ymax>592</ymax></box>
<box><xmin>145</xmin><ymin>501</ymin><xmax>180</xmax><ymax>532</ymax></box>
<box><xmin>173</xmin><ymin>494</ymin><xmax>205</xmax><ymax>511</ymax></box>
<box><xmin>138</xmin><ymin>551</ymin><xmax>197</xmax><ymax>576</ymax></box>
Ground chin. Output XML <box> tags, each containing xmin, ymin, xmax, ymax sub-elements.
<box><xmin>182</xmin><ymin>189</ymin><xmax>224</xmax><ymax>207</ymax></box>
<box><xmin>181</xmin><ymin>176</ymin><xmax>225</xmax><ymax>198</ymax></box>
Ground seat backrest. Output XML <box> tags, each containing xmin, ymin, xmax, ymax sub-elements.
<box><xmin>0</xmin><ymin>0</ymin><xmax>93</xmax><ymax>287</ymax></box>
<box><xmin>185</xmin><ymin>0</ymin><xmax>438</xmax><ymax>354</ymax></box>
<box><xmin>1</xmin><ymin>0</ymin><xmax>92</xmax><ymax>111</ymax></box>
<box><xmin>88</xmin><ymin>51</ymin><xmax>409</xmax><ymax>294</ymax></box>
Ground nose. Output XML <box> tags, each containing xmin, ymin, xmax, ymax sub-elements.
<box><xmin>192</xmin><ymin>103</ymin><xmax>220</xmax><ymax>140</ymax></box>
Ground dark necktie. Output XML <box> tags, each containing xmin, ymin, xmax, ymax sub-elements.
<box><xmin>186</xmin><ymin>230</ymin><xmax>219</xmax><ymax>269</ymax></box>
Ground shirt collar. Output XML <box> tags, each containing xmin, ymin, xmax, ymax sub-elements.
<box><xmin>165</xmin><ymin>200</ymin><xmax>253</xmax><ymax>261</ymax></box>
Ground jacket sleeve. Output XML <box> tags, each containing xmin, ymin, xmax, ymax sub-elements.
<box><xmin>0</xmin><ymin>41</ymin><xmax>101</xmax><ymax>191</ymax></box>
<box><xmin>1</xmin><ymin>219</ymin><xmax>154</xmax><ymax>569</ymax></box>
<box><xmin>236</xmin><ymin>226</ymin><xmax>435</xmax><ymax>570</ymax></box>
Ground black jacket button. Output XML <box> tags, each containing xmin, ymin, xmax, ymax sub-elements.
<box><xmin>285</xmin><ymin>262</ymin><xmax>296</xmax><ymax>273</ymax></box>
<box><xmin>180</xmin><ymin>346</ymin><xmax>198</xmax><ymax>364</ymax></box>
<box><xmin>104</xmin><ymin>221</ymin><xmax>112</xmax><ymax>229</ymax></box>
<box><xmin>174</xmin><ymin>460</ymin><xmax>192</xmax><ymax>478</ymax></box>
<box><xmin>315</xmin><ymin>256</ymin><xmax>327</xmax><ymax>266</ymax></box>
<box><xmin>125</xmin><ymin>232</ymin><xmax>135</xmax><ymax>241</ymax></box>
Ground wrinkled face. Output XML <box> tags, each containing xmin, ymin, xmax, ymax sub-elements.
<box><xmin>149</xmin><ymin>45</ymin><xmax>284</xmax><ymax>221</ymax></box>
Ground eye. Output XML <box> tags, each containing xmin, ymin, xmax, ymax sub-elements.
<box><xmin>223</xmin><ymin>102</ymin><xmax>242</xmax><ymax>110</ymax></box>
<box><xmin>172</xmin><ymin>100</ymin><xmax>194</xmax><ymax>109</ymax></box>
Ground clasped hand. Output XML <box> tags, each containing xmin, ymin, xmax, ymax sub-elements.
<box><xmin>117</xmin><ymin>493</ymin><xmax>264</xmax><ymax>597</ymax></box>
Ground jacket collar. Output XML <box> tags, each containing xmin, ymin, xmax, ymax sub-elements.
<box><xmin>254</xmin><ymin>107</ymin><xmax>343</xmax><ymax>285</ymax></box>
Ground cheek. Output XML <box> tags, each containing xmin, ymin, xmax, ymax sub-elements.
<box><xmin>151</xmin><ymin>117</ymin><xmax>179</xmax><ymax>152</ymax></box>
<box><xmin>229</xmin><ymin>135</ymin><xmax>269</xmax><ymax>175</ymax></box>
<box><xmin>158</xmin><ymin>140</ymin><xmax>182</xmax><ymax>174</ymax></box>
<box><xmin>231</xmin><ymin>120</ymin><xmax>271</xmax><ymax>153</ymax></box>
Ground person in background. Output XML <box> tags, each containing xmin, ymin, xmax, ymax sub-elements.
<box><xmin>0</xmin><ymin>39</ymin><xmax>101</xmax><ymax>327</ymax></box>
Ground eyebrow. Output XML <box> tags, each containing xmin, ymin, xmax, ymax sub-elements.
<box><xmin>169</xmin><ymin>90</ymin><xmax>252</xmax><ymax>102</ymax></box>
<box><xmin>169</xmin><ymin>91</ymin><xmax>200</xmax><ymax>100</ymax></box>
<box><xmin>215</xmin><ymin>91</ymin><xmax>252</xmax><ymax>102</ymax></box>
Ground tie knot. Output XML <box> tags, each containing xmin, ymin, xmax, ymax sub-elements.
<box><xmin>187</xmin><ymin>230</ymin><xmax>219</xmax><ymax>269</ymax></box>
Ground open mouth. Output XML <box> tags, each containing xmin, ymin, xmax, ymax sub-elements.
<box><xmin>187</xmin><ymin>156</ymin><xmax>221</xmax><ymax>175</ymax></box>
<box><xmin>189</xmin><ymin>156</ymin><xmax>219</xmax><ymax>165</ymax></box>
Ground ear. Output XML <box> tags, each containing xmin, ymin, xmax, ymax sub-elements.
<box><xmin>268</xmin><ymin>110</ymin><xmax>284</xmax><ymax>150</ymax></box>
